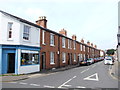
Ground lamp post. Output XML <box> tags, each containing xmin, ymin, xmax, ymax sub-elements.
<box><xmin>117</xmin><ymin>34</ymin><xmax>120</xmax><ymax>62</ymax></box>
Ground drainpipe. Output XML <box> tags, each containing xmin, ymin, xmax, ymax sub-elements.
<box><xmin>57</xmin><ymin>35</ymin><xmax>60</xmax><ymax>68</ymax></box>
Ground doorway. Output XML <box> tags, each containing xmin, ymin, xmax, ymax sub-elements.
<box><xmin>68</xmin><ymin>53</ymin><xmax>72</xmax><ymax>65</ymax></box>
<box><xmin>7</xmin><ymin>53</ymin><xmax>15</xmax><ymax>73</ymax></box>
<box><xmin>41</xmin><ymin>52</ymin><xmax>46</xmax><ymax>70</ymax></box>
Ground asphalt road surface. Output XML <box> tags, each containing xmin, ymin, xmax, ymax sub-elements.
<box><xmin>2</xmin><ymin>61</ymin><xmax>118</xmax><ymax>89</ymax></box>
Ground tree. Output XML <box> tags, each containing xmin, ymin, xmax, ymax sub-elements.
<box><xmin>106</xmin><ymin>49</ymin><xmax>115</xmax><ymax>56</ymax></box>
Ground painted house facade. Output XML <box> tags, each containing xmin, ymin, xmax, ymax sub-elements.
<box><xmin>0</xmin><ymin>10</ymin><xmax>41</xmax><ymax>74</ymax></box>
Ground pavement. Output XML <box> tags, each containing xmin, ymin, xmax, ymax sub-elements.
<box><xmin>109</xmin><ymin>60</ymin><xmax>120</xmax><ymax>81</ymax></box>
<box><xmin>1</xmin><ymin>64</ymin><xmax>79</xmax><ymax>82</ymax></box>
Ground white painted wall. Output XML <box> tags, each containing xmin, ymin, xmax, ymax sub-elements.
<box><xmin>0</xmin><ymin>12</ymin><xmax>40</xmax><ymax>47</ymax></box>
<box><xmin>19</xmin><ymin>65</ymin><xmax>40</xmax><ymax>74</ymax></box>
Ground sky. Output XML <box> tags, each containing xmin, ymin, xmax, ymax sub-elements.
<box><xmin>0</xmin><ymin>0</ymin><xmax>119</xmax><ymax>50</ymax></box>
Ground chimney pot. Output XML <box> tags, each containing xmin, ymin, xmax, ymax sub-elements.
<box><xmin>81</xmin><ymin>38</ymin><xmax>84</xmax><ymax>43</ymax></box>
<box><xmin>59</xmin><ymin>28</ymin><xmax>67</xmax><ymax>36</ymax></box>
<box><xmin>36</xmin><ymin>16</ymin><xmax>47</xmax><ymax>28</ymax></box>
<box><xmin>72</xmin><ymin>35</ymin><xmax>77</xmax><ymax>41</ymax></box>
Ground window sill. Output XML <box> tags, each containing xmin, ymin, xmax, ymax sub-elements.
<box><xmin>74</xmin><ymin>60</ymin><xmax>76</xmax><ymax>62</ymax></box>
<box><xmin>7</xmin><ymin>38</ymin><xmax>13</xmax><ymax>41</ymax></box>
<box><xmin>42</xmin><ymin>43</ymin><xmax>46</xmax><ymax>45</ymax></box>
<box><xmin>21</xmin><ymin>64</ymin><xmax>39</xmax><ymax>66</ymax></box>
<box><xmin>50</xmin><ymin>44</ymin><xmax>55</xmax><ymax>47</ymax></box>
<box><xmin>62</xmin><ymin>61</ymin><xmax>66</xmax><ymax>63</ymax></box>
<box><xmin>62</xmin><ymin>46</ymin><xmax>66</xmax><ymax>48</ymax></box>
<box><xmin>50</xmin><ymin>63</ymin><xmax>55</xmax><ymax>65</ymax></box>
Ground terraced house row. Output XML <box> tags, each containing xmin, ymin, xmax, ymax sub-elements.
<box><xmin>0</xmin><ymin>10</ymin><xmax>100</xmax><ymax>75</ymax></box>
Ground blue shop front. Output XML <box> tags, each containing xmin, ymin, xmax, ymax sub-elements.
<box><xmin>0</xmin><ymin>45</ymin><xmax>41</xmax><ymax>74</ymax></box>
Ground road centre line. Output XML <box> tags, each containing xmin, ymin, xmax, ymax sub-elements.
<box><xmin>30</xmin><ymin>83</ymin><xmax>40</xmax><ymax>86</ymax></box>
<box><xmin>81</xmin><ymin>68</ymin><xmax>89</xmax><ymax>73</ymax></box>
<box><xmin>19</xmin><ymin>82</ymin><xmax>28</xmax><ymax>85</ymax></box>
<box><xmin>76</xmin><ymin>86</ymin><xmax>86</xmax><ymax>88</ymax></box>
<box><xmin>58</xmin><ymin>76</ymin><xmax>76</xmax><ymax>88</ymax></box>
<box><xmin>8</xmin><ymin>82</ymin><xmax>17</xmax><ymax>84</ymax></box>
<box><xmin>44</xmin><ymin>85</ymin><xmax>55</xmax><ymax>88</ymax></box>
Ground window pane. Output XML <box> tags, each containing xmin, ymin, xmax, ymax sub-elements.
<box><xmin>21</xmin><ymin>52</ymin><xmax>39</xmax><ymax>65</ymax></box>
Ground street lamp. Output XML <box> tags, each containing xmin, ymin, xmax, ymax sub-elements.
<box><xmin>117</xmin><ymin>34</ymin><xmax>120</xmax><ymax>45</ymax></box>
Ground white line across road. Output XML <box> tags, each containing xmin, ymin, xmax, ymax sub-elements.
<box><xmin>81</xmin><ymin>68</ymin><xmax>89</xmax><ymax>73</ymax></box>
<box><xmin>58</xmin><ymin>76</ymin><xmax>76</xmax><ymax>88</ymax></box>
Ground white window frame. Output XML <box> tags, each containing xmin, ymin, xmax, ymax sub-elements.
<box><xmin>50</xmin><ymin>33</ymin><xmax>55</xmax><ymax>46</ymax></box>
<box><xmin>50</xmin><ymin>52</ymin><xmax>55</xmax><ymax>64</ymax></box>
<box><xmin>62</xmin><ymin>37</ymin><xmax>66</xmax><ymax>48</ymax></box>
<box><xmin>84</xmin><ymin>54</ymin><xmax>86</xmax><ymax>60</ymax></box>
<box><xmin>70</xmin><ymin>40</ymin><xmax>72</xmax><ymax>49</ymax></box>
<box><xmin>62</xmin><ymin>52</ymin><xmax>66</xmax><ymax>63</ymax></box>
<box><xmin>73</xmin><ymin>41</ymin><xmax>76</xmax><ymax>50</ymax></box>
<box><xmin>42</xmin><ymin>30</ymin><xmax>46</xmax><ymax>45</ymax></box>
<box><xmin>7</xmin><ymin>22</ymin><xmax>13</xmax><ymax>40</ymax></box>
<box><xmin>68</xmin><ymin>39</ymin><xmax>70</xmax><ymax>49</ymax></box>
<box><xmin>74</xmin><ymin>54</ymin><xmax>76</xmax><ymax>62</ymax></box>
<box><xmin>23</xmin><ymin>25</ymin><xmax>31</xmax><ymax>41</ymax></box>
<box><xmin>83</xmin><ymin>46</ymin><xmax>85</xmax><ymax>51</ymax></box>
<box><xmin>80</xmin><ymin>44</ymin><xmax>82</xmax><ymax>51</ymax></box>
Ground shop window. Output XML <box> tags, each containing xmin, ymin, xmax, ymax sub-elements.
<box><xmin>21</xmin><ymin>50</ymin><xmax>39</xmax><ymax>65</ymax></box>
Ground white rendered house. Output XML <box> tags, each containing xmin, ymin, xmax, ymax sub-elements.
<box><xmin>0</xmin><ymin>10</ymin><xmax>41</xmax><ymax>74</ymax></box>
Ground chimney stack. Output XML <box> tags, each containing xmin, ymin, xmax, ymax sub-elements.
<box><xmin>87</xmin><ymin>41</ymin><xmax>90</xmax><ymax>46</ymax></box>
<box><xmin>94</xmin><ymin>45</ymin><xmax>97</xmax><ymax>48</ymax></box>
<box><xmin>72</xmin><ymin>35</ymin><xmax>77</xmax><ymax>41</ymax></box>
<box><xmin>81</xmin><ymin>38</ymin><xmax>84</xmax><ymax>43</ymax></box>
<box><xmin>91</xmin><ymin>43</ymin><xmax>93</xmax><ymax>47</ymax></box>
<box><xmin>59</xmin><ymin>28</ymin><xmax>67</xmax><ymax>36</ymax></box>
<box><xmin>36</xmin><ymin>16</ymin><xmax>47</xmax><ymax>28</ymax></box>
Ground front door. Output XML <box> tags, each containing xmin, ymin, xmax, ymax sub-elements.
<box><xmin>7</xmin><ymin>53</ymin><xmax>15</xmax><ymax>73</ymax></box>
<box><xmin>41</xmin><ymin>52</ymin><xmax>46</xmax><ymax>70</ymax></box>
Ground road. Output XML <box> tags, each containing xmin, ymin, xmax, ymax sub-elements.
<box><xmin>2</xmin><ymin>61</ymin><xmax>118</xmax><ymax>89</ymax></box>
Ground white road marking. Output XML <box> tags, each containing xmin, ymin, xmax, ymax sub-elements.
<box><xmin>58</xmin><ymin>76</ymin><xmax>76</xmax><ymax>88</ymax></box>
<box><xmin>19</xmin><ymin>82</ymin><xmax>28</xmax><ymax>85</ymax></box>
<box><xmin>83</xmin><ymin>73</ymin><xmax>99</xmax><ymax>81</ymax></box>
<box><xmin>81</xmin><ymin>68</ymin><xmax>89</xmax><ymax>73</ymax></box>
<box><xmin>76</xmin><ymin>86</ymin><xmax>86</xmax><ymax>88</ymax></box>
<box><xmin>44</xmin><ymin>85</ymin><xmax>55</xmax><ymax>88</ymax></box>
<box><xmin>30</xmin><ymin>83</ymin><xmax>40</xmax><ymax>86</ymax></box>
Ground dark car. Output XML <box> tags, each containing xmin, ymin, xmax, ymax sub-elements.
<box><xmin>80</xmin><ymin>60</ymin><xmax>88</xmax><ymax>66</ymax></box>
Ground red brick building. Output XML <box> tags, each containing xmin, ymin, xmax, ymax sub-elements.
<box><xmin>36</xmin><ymin>16</ymin><xmax>100</xmax><ymax>70</ymax></box>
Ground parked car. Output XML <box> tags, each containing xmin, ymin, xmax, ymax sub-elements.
<box><xmin>87</xmin><ymin>58</ymin><xmax>94</xmax><ymax>64</ymax></box>
<box><xmin>80</xmin><ymin>60</ymin><xmax>88</xmax><ymax>66</ymax></box>
<box><xmin>104</xmin><ymin>56</ymin><xmax>114</xmax><ymax>65</ymax></box>
<box><xmin>94</xmin><ymin>58</ymin><xmax>98</xmax><ymax>63</ymax></box>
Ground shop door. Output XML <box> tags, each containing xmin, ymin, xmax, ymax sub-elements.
<box><xmin>7</xmin><ymin>53</ymin><xmax>15</xmax><ymax>73</ymax></box>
